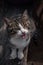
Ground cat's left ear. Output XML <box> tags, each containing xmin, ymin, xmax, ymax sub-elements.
<box><xmin>4</xmin><ymin>17</ymin><xmax>10</xmax><ymax>25</ymax></box>
<box><xmin>0</xmin><ymin>22</ymin><xmax>7</xmax><ymax>32</ymax></box>
<box><xmin>0</xmin><ymin>17</ymin><xmax>10</xmax><ymax>32</ymax></box>
<box><xmin>22</xmin><ymin>10</ymin><xmax>29</xmax><ymax>20</ymax></box>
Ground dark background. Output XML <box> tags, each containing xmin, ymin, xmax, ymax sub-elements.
<box><xmin>0</xmin><ymin>0</ymin><xmax>43</xmax><ymax>65</ymax></box>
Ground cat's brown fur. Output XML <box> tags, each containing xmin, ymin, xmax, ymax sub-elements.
<box><xmin>0</xmin><ymin>10</ymin><xmax>36</xmax><ymax>65</ymax></box>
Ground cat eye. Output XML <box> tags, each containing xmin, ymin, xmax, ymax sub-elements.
<box><xmin>10</xmin><ymin>29</ymin><xmax>13</xmax><ymax>32</ymax></box>
<box><xmin>13</xmin><ymin>26</ymin><xmax>20</xmax><ymax>29</ymax></box>
<box><xmin>17</xmin><ymin>28</ymin><xmax>20</xmax><ymax>30</ymax></box>
<box><xmin>9</xmin><ymin>29</ymin><xmax>17</xmax><ymax>34</ymax></box>
<box><xmin>28</xmin><ymin>27</ymin><xmax>30</xmax><ymax>29</ymax></box>
<box><xmin>8</xmin><ymin>28</ymin><xmax>13</xmax><ymax>33</ymax></box>
<box><xmin>25</xmin><ymin>19</ymin><xmax>29</xmax><ymax>21</ymax></box>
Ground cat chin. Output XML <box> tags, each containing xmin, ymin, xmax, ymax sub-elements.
<box><xmin>10</xmin><ymin>37</ymin><xmax>30</xmax><ymax>48</ymax></box>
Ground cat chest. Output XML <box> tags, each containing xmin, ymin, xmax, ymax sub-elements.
<box><xmin>10</xmin><ymin>37</ymin><xmax>30</xmax><ymax>48</ymax></box>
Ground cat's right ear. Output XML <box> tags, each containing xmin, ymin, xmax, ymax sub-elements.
<box><xmin>0</xmin><ymin>22</ymin><xmax>7</xmax><ymax>32</ymax></box>
<box><xmin>0</xmin><ymin>17</ymin><xmax>10</xmax><ymax>32</ymax></box>
<box><xmin>3</xmin><ymin>17</ymin><xmax>10</xmax><ymax>25</ymax></box>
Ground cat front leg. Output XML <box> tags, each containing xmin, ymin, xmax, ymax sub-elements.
<box><xmin>18</xmin><ymin>49</ymin><xmax>24</xmax><ymax>60</ymax></box>
<box><xmin>9</xmin><ymin>48</ymin><xmax>16</xmax><ymax>59</ymax></box>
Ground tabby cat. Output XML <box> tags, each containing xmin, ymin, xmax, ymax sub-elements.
<box><xmin>0</xmin><ymin>10</ymin><xmax>36</xmax><ymax>60</ymax></box>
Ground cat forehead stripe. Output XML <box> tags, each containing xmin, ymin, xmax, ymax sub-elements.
<box><xmin>19</xmin><ymin>23</ymin><xmax>23</xmax><ymax>29</ymax></box>
<box><xmin>19</xmin><ymin>23</ymin><xmax>28</xmax><ymax>33</ymax></box>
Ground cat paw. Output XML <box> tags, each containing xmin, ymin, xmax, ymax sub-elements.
<box><xmin>18</xmin><ymin>51</ymin><xmax>24</xmax><ymax>59</ymax></box>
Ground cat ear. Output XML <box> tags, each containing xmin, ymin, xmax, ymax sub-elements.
<box><xmin>22</xmin><ymin>10</ymin><xmax>29</xmax><ymax>20</ymax></box>
<box><xmin>29</xmin><ymin>19</ymin><xmax>36</xmax><ymax>33</ymax></box>
<box><xmin>0</xmin><ymin>17</ymin><xmax>10</xmax><ymax>32</ymax></box>
<box><xmin>0</xmin><ymin>23</ymin><xmax>7</xmax><ymax>32</ymax></box>
<box><xmin>4</xmin><ymin>17</ymin><xmax>10</xmax><ymax>25</ymax></box>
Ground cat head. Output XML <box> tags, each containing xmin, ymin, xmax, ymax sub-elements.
<box><xmin>0</xmin><ymin>10</ymin><xmax>36</xmax><ymax>38</ymax></box>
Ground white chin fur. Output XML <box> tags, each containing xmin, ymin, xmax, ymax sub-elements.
<box><xmin>10</xmin><ymin>37</ymin><xmax>30</xmax><ymax>48</ymax></box>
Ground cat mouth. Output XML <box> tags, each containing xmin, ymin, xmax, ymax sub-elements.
<box><xmin>20</xmin><ymin>33</ymin><xmax>29</xmax><ymax>41</ymax></box>
<box><xmin>21</xmin><ymin>34</ymin><xmax>29</xmax><ymax>41</ymax></box>
<box><xmin>21</xmin><ymin>33</ymin><xmax>26</xmax><ymax>39</ymax></box>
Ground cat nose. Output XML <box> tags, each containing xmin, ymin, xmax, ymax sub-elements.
<box><xmin>21</xmin><ymin>32</ymin><xmax>26</xmax><ymax>39</ymax></box>
<box><xmin>22</xmin><ymin>32</ymin><xmax>25</xmax><ymax>35</ymax></box>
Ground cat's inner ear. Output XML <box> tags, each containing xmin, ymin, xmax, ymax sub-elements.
<box><xmin>4</xmin><ymin>17</ymin><xmax>10</xmax><ymax>25</ymax></box>
<box><xmin>22</xmin><ymin>10</ymin><xmax>29</xmax><ymax>20</ymax></box>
